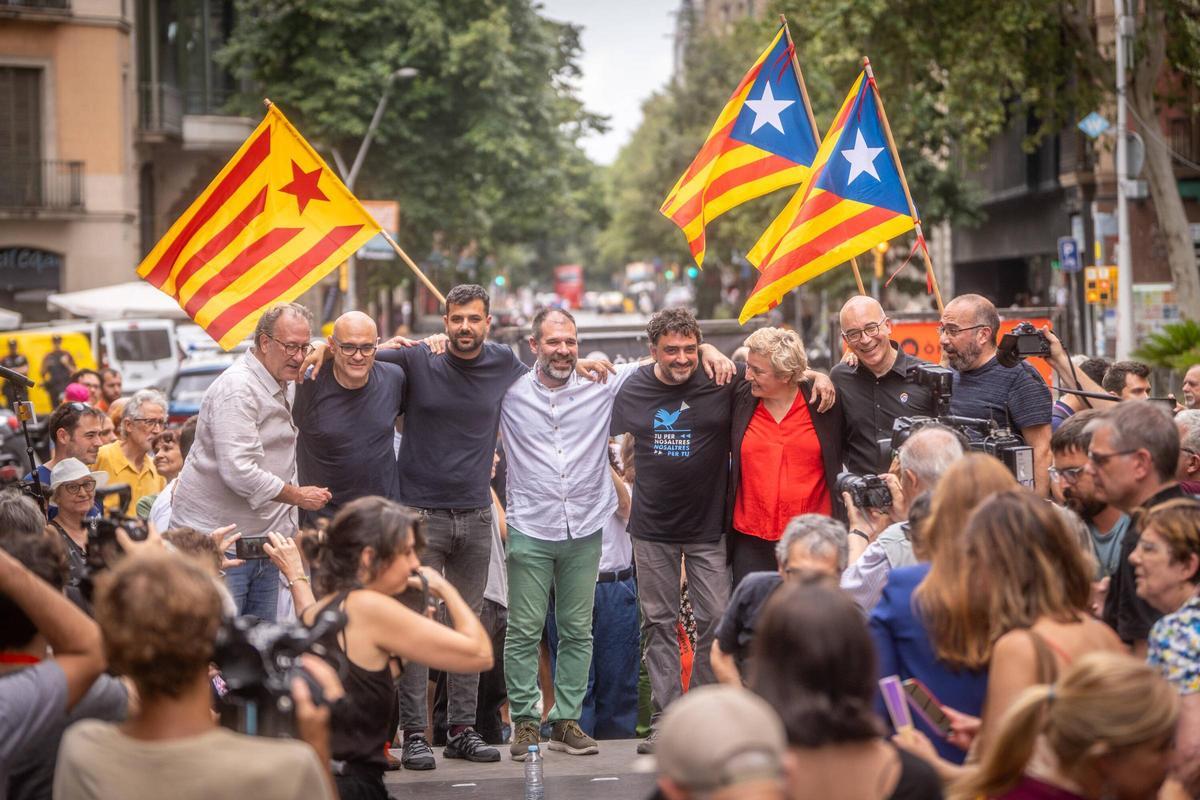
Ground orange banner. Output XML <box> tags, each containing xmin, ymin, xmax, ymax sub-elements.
<box><xmin>887</xmin><ymin>319</ymin><xmax>1054</xmax><ymax>384</ymax></box>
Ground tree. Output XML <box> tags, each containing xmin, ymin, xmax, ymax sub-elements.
<box><xmin>217</xmin><ymin>0</ymin><xmax>606</xmax><ymax>288</ymax></box>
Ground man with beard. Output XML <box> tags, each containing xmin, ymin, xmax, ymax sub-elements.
<box><xmin>1181</xmin><ymin>364</ymin><xmax>1200</xmax><ymax>410</ymax></box>
<box><xmin>938</xmin><ymin>293</ymin><xmax>1052</xmax><ymax>495</ymax></box>
<box><xmin>1050</xmin><ymin>409</ymin><xmax>1130</xmax><ymax>611</ymax></box>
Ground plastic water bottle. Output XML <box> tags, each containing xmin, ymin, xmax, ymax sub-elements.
<box><xmin>524</xmin><ymin>744</ymin><xmax>544</xmax><ymax>800</ymax></box>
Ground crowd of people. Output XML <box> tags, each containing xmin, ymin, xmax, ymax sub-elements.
<box><xmin>1</xmin><ymin>283</ymin><xmax>1199</xmax><ymax>800</ymax></box>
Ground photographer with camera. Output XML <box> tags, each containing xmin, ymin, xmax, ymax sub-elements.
<box><xmin>54</xmin><ymin>549</ymin><xmax>340</xmax><ymax>800</ymax></box>
<box><xmin>831</xmin><ymin>296</ymin><xmax>936</xmax><ymax>475</ymax></box>
<box><xmin>0</xmin><ymin>529</ymin><xmax>107</xmax><ymax>794</ymax></box>
<box><xmin>45</xmin><ymin>459</ymin><xmax>108</xmax><ymax>589</ymax></box>
<box><xmin>840</xmin><ymin>424</ymin><xmax>964</xmax><ymax>612</ymax></box>
<box><xmin>938</xmin><ymin>294</ymin><xmax>1052</xmax><ymax>495</ymax></box>
<box><xmin>301</xmin><ymin>496</ymin><xmax>492</xmax><ymax>799</ymax></box>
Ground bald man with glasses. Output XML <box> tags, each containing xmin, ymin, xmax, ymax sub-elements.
<box><xmin>292</xmin><ymin>311</ymin><xmax>408</xmax><ymax>523</ymax></box>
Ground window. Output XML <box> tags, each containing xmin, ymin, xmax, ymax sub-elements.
<box><xmin>0</xmin><ymin>67</ymin><xmax>43</xmax><ymax>207</ymax></box>
<box><xmin>111</xmin><ymin>329</ymin><xmax>173</xmax><ymax>363</ymax></box>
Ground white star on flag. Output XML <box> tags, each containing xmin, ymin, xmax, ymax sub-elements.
<box><xmin>745</xmin><ymin>82</ymin><xmax>795</xmax><ymax>134</ymax></box>
<box><xmin>841</xmin><ymin>130</ymin><xmax>886</xmax><ymax>184</ymax></box>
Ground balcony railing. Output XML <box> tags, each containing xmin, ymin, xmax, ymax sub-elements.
<box><xmin>139</xmin><ymin>82</ymin><xmax>184</xmax><ymax>135</ymax></box>
<box><xmin>0</xmin><ymin>0</ymin><xmax>71</xmax><ymax>11</ymax></box>
<box><xmin>0</xmin><ymin>160</ymin><xmax>84</xmax><ymax>210</ymax></box>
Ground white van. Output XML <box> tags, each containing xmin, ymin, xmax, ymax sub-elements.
<box><xmin>40</xmin><ymin>319</ymin><xmax>179</xmax><ymax>393</ymax></box>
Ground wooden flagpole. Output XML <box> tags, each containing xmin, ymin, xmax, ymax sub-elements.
<box><xmin>858</xmin><ymin>58</ymin><xmax>944</xmax><ymax>311</ymax></box>
<box><xmin>780</xmin><ymin>18</ymin><xmax>867</xmax><ymax>296</ymax></box>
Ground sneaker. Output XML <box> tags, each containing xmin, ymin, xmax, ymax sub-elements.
<box><xmin>401</xmin><ymin>734</ymin><xmax>436</xmax><ymax>770</ymax></box>
<box><xmin>444</xmin><ymin>728</ymin><xmax>501</xmax><ymax>763</ymax></box>
<box><xmin>548</xmin><ymin>720</ymin><xmax>598</xmax><ymax>756</ymax></box>
<box><xmin>510</xmin><ymin>720</ymin><xmax>542</xmax><ymax>761</ymax></box>
<box><xmin>636</xmin><ymin>728</ymin><xmax>658</xmax><ymax>755</ymax></box>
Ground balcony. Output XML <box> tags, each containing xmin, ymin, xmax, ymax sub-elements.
<box><xmin>0</xmin><ymin>160</ymin><xmax>84</xmax><ymax>211</ymax></box>
<box><xmin>139</xmin><ymin>82</ymin><xmax>184</xmax><ymax>137</ymax></box>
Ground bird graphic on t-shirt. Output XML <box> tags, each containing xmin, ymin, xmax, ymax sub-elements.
<box><xmin>653</xmin><ymin>401</ymin><xmax>689</xmax><ymax>431</ymax></box>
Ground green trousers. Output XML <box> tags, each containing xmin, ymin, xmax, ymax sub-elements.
<box><xmin>503</xmin><ymin>526</ymin><xmax>602</xmax><ymax>723</ymax></box>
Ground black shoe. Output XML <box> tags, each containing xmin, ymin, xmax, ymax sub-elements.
<box><xmin>444</xmin><ymin>728</ymin><xmax>501</xmax><ymax>763</ymax></box>
<box><xmin>401</xmin><ymin>734</ymin><xmax>436</xmax><ymax>770</ymax></box>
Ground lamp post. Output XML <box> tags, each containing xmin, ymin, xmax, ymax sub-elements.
<box><xmin>342</xmin><ymin>66</ymin><xmax>418</xmax><ymax>312</ymax></box>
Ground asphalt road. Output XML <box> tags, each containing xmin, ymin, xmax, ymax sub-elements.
<box><xmin>384</xmin><ymin>738</ymin><xmax>657</xmax><ymax>799</ymax></box>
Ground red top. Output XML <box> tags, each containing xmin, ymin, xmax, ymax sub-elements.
<box><xmin>734</xmin><ymin>391</ymin><xmax>830</xmax><ymax>541</ymax></box>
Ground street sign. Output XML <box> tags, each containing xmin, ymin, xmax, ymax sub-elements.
<box><xmin>1078</xmin><ymin>112</ymin><xmax>1111</xmax><ymax>139</ymax></box>
<box><xmin>1057</xmin><ymin>236</ymin><xmax>1081</xmax><ymax>273</ymax></box>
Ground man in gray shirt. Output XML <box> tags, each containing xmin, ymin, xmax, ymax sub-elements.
<box><xmin>171</xmin><ymin>303</ymin><xmax>331</xmax><ymax>620</ymax></box>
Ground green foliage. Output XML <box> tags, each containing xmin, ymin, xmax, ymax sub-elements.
<box><xmin>217</xmin><ymin>0</ymin><xmax>606</xmax><ymax>286</ymax></box>
<box><xmin>1133</xmin><ymin>320</ymin><xmax>1200</xmax><ymax>370</ymax></box>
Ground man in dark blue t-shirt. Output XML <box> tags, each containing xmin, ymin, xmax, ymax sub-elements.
<box><xmin>293</xmin><ymin>311</ymin><xmax>406</xmax><ymax>522</ymax></box>
<box><xmin>939</xmin><ymin>294</ymin><xmax>1052</xmax><ymax>495</ymax></box>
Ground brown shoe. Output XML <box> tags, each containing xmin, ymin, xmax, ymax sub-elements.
<box><xmin>548</xmin><ymin>719</ymin><xmax>598</xmax><ymax>756</ymax></box>
<box><xmin>510</xmin><ymin>720</ymin><xmax>542</xmax><ymax>761</ymax></box>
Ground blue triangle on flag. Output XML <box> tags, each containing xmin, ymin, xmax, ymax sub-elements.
<box><xmin>728</xmin><ymin>34</ymin><xmax>819</xmax><ymax>166</ymax></box>
<box><xmin>815</xmin><ymin>81</ymin><xmax>910</xmax><ymax>216</ymax></box>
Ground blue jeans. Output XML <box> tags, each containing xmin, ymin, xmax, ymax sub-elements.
<box><xmin>223</xmin><ymin>559</ymin><xmax>280</xmax><ymax>621</ymax></box>
<box><xmin>546</xmin><ymin>574</ymin><xmax>640</xmax><ymax>739</ymax></box>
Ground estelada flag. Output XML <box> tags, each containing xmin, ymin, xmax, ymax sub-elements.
<box><xmin>660</xmin><ymin>23</ymin><xmax>818</xmax><ymax>268</ymax></box>
<box><xmin>739</xmin><ymin>70</ymin><xmax>916</xmax><ymax>323</ymax></box>
<box><xmin>137</xmin><ymin>103</ymin><xmax>381</xmax><ymax>349</ymax></box>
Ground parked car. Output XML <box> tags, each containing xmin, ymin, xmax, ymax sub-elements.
<box><xmin>167</xmin><ymin>360</ymin><xmax>231</xmax><ymax>425</ymax></box>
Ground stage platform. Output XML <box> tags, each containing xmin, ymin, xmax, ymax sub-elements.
<box><xmin>383</xmin><ymin>738</ymin><xmax>657</xmax><ymax>799</ymax></box>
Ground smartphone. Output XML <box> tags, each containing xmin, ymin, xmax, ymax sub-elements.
<box><xmin>902</xmin><ymin>678</ymin><xmax>953</xmax><ymax>737</ymax></box>
<box><xmin>235</xmin><ymin>535</ymin><xmax>270</xmax><ymax>560</ymax></box>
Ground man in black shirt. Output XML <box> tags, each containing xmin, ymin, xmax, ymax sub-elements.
<box><xmin>830</xmin><ymin>296</ymin><xmax>934</xmax><ymax>474</ymax></box>
<box><xmin>1</xmin><ymin>339</ymin><xmax>29</xmax><ymax>409</ymax></box>
<box><xmin>293</xmin><ymin>311</ymin><xmax>405</xmax><ymax>522</ymax></box>
<box><xmin>610</xmin><ymin>308</ymin><xmax>741</xmax><ymax>754</ymax></box>
<box><xmin>40</xmin><ymin>336</ymin><xmax>75</xmax><ymax>408</ymax></box>
<box><xmin>1085</xmin><ymin>400</ymin><xmax>1188</xmax><ymax>654</ymax></box>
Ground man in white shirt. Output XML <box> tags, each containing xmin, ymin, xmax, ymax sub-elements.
<box><xmin>499</xmin><ymin>308</ymin><xmax>731</xmax><ymax>761</ymax></box>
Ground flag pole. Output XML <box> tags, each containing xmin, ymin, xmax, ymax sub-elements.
<box><xmin>781</xmin><ymin>17</ymin><xmax>867</xmax><ymax>296</ymax></box>
<box><xmin>381</xmin><ymin>230</ymin><xmax>446</xmax><ymax>304</ymax></box>
<box><xmin>860</xmin><ymin>57</ymin><xmax>944</xmax><ymax>311</ymax></box>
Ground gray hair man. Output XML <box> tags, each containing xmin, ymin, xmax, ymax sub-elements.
<box><xmin>1174</xmin><ymin>409</ymin><xmax>1200</xmax><ymax>492</ymax></box>
<box><xmin>171</xmin><ymin>303</ymin><xmax>331</xmax><ymax>621</ymax></box>
<box><xmin>840</xmin><ymin>424</ymin><xmax>965</xmax><ymax>612</ymax></box>
<box><xmin>1085</xmin><ymin>400</ymin><xmax>1187</xmax><ymax>653</ymax></box>
<box><xmin>92</xmin><ymin>388</ymin><xmax>168</xmax><ymax>511</ymax></box>
<box><xmin>711</xmin><ymin>514</ymin><xmax>848</xmax><ymax>685</ymax></box>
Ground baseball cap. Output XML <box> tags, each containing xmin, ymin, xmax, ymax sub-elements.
<box><xmin>655</xmin><ymin>685</ymin><xmax>787</xmax><ymax>791</ymax></box>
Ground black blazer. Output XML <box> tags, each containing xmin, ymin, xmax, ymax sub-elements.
<box><xmin>725</xmin><ymin>378</ymin><xmax>846</xmax><ymax>534</ymax></box>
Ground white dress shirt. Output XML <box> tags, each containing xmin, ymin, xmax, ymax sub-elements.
<box><xmin>500</xmin><ymin>362</ymin><xmax>638</xmax><ymax>542</ymax></box>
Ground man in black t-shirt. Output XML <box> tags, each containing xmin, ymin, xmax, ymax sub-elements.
<box><xmin>939</xmin><ymin>294</ymin><xmax>1052</xmax><ymax>495</ymax></box>
<box><xmin>293</xmin><ymin>312</ymin><xmax>406</xmax><ymax>522</ymax></box>
<box><xmin>609</xmin><ymin>308</ymin><xmax>740</xmax><ymax>753</ymax></box>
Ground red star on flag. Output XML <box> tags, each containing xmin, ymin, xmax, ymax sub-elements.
<box><xmin>279</xmin><ymin>161</ymin><xmax>328</xmax><ymax>214</ymax></box>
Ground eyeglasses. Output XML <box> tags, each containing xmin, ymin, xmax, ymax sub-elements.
<box><xmin>265</xmin><ymin>334</ymin><xmax>314</xmax><ymax>357</ymax></box>
<box><xmin>1087</xmin><ymin>448</ymin><xmax>1138</xmax><ymax>467</ymax></box>
<box><xmin>1048</xmin><ymin>465</ymin><xmax>1086</xmax><ymax>484</ymax></box>
<box><xmin>936</xmin><ymin>324</ymin><xmax>987</xmax><ymax>337</ymax></box>
<box><xmin>842</xmin><ymin>319</ymin><xmax>887</xmax><ymax>344</ymax></box>
<box><xmin>131</xmin><ymin>417</ymin><xmax>167</xmax><ymax>429</ymax></box>
<box><xmin>61</xmin><ymin>479</ymin><xmax>96</xmax><ymax>496</ymax></box>
<box><xmin>331</xmin><ymin>337</ymin><xmax>379</xmax><ymax>357</ymax></box>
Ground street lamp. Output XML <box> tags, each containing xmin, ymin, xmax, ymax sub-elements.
<box><xmin>343</xmin><ymin>66</ymin><xmax>419</xmax><ymax>311</ymax></box>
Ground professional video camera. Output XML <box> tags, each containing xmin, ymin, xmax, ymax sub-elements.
<box><xmin>878</xmin><ymin>363</ymin><xmax>1036</xmax><ymax>488</ymax></box>
<box><xmin>997</xmin><ymin>321</ymin><xmax>1051</xmax><ymax>368</ymax></box>
<box><xmin>836</xmin><ymin>471</ymin><xmax>893</xmax><ymax>510</ymax></box>
<box><xmin>213</xmin><ymin>607</ymin><xmax>348</xmax><ymax>739</ymax></box>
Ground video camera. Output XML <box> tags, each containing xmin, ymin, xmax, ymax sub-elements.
<box><xmin>876</xmin><ymin>363</ymin><xmax>1036</xmax><ymax>489</ymax></box>
<box><xmin>836</xmin><ymin>472</ymin><xmax>893</xmax><ymax>510</ymax></box>
<box><xmin>997</xmin><ymin>321</ymin><xmax>1051</xmax><ymax>368</ymax></box>
<box><xmin>213</xmin><ymin>607</ymin><xmax>348</xmax><ymax>739</ymax></box>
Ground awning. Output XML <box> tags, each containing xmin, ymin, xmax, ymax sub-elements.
<box><xmin>46</xmin><ymin>282</ymin><xmax>186</xmax><ymax>320</ymax></box>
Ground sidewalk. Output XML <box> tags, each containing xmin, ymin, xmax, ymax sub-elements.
<box><xmin>384</xmin><ymin>738</ymin><xmax>656</xmax><ymax>799</ymax></box>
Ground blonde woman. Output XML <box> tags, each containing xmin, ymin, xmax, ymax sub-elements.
<box><xmin>727</xmin><ymin>327</ymin><xmax>843</xmax><ymax>585</ymax></box>
<box><xmin>949</xmin><ymin>652</ymin><xmax>1178</xmax><ymax>800</ymax></box>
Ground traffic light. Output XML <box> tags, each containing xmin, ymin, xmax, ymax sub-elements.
<box><xmin>665</xmin><ymin>269</ymin><xmax>676</xmax><ymax>280</ymax></box>
<box><xmin>494</xmin><ymin>275</ymin><xmax>507</xmax><ymax>287</ymax></box>
<box><xmin>686</xmin><ymin>266</ymin><xmax>699</xmax><ymax>279</ymax></box>
<box><xmin>1085</xmin><ymin>266</ymin><xmax>1117</xmax><ymax>304</ymax></box>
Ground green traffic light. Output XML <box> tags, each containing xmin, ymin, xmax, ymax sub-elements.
<box><xmin>687</xmin><ymin>267</ymin><xmax>699</xmax><ymax>279</ymax></box>
<box><xmin>665</xmin><ymin>269</ymin><xmax>675</xmax><ymax>280</ymax></box>
<box><xmin>494</xmin><ymin>275</ymin><xmax>507</xmax><ymax>286</ymax></box>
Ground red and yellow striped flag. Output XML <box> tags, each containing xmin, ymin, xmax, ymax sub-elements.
<box><xmin>740</xmin><ymin>71</ymin><xmax>916</xmax><ymax>323</ymax></box>
<box><xmin>660</xmin><ymin>24</ymin><xmax>819</xmax><ymax>268</ymax></box>
<box><xmin>137</xmin><ymin>104</ymin><xmax>381</xmax><ymax>349</ymax></box>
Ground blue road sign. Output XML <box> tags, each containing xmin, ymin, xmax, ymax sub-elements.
<box><xmin>1058</xmin><ymin>236</ymin><xmax>1081</xmax><ymax>273</ymax></box>
<box><xmin>1078</xmin><ymin>112</ymin><xmax>1111</xmax><ymax>139</ymax></box>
